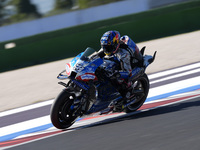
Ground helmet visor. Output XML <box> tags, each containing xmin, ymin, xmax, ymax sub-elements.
<box><xmin>102</xmin><ymin>45</ymin><xmax>114</xmax><ymax>55</ymax></box>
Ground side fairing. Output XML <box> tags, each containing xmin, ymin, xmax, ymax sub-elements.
<box><xmin>87</xmin><ymin>81</ymin><xmax>121</xmax><ymax>113</ymax></box>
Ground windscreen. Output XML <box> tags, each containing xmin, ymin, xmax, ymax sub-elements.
<box><xmin>80</xmin><ymin>47</ymin><xmax>96</xmax><ymax>61</ymax></box>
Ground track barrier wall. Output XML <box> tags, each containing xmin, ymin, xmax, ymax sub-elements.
<box><xmin>0</xmin><ymin>0</ymin><xmax>200</xmax><ymax>72</ymax></box>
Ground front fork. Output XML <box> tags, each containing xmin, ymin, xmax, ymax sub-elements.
<box><xmin>58</xmin><ymin>80</ymin><xmax>89</xmax><ymax>116</ymax></box>
<box><xmin>70</xmin><ymin>94</ymin><xmax>89</xmax><ymax>117</ymax></box>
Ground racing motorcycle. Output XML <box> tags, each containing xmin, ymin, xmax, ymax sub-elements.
<box><xmin>50</xmin><ymin>47</ymin><xmax>156</xmax><ymax>129</ymax></box>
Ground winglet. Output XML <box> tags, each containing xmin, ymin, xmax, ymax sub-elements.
<box><xmin>140</xmin><ymin>46</ymin><xmax>146</xmax><ymax>56</ymax></box>
<box><xmin>148</xmin><ymin>51</ymin><xmax>157</xmax><ymax>63</ymax></box>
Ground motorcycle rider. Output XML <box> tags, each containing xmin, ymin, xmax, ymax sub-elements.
<box><xmin>96</xmin><ymin>30</ymin><xmax>152</xmax><ymax>111</ymax></box>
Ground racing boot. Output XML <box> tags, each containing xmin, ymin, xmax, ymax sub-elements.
<box><xmin>113</xmin><ymin>82</ymin><xmax>133</xmax><ymax>112</ymax></box>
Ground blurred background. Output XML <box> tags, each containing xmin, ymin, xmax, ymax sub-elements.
<box><xmin>0</xmin><ymin>0</ymin><xmax>199</xmax><ymax>73</ymax></box>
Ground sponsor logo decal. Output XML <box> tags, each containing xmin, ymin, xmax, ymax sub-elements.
<box><xmin>81</xmin><ymin>74</ymin><xmax>96</xmax><ymax>80</ymax></box>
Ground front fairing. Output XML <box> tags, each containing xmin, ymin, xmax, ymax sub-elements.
<box><xmin>75</xmin><ymin>58</ymin><xmax>103</xmax><ymax>80</ymax></box>
<box><xmin>66</xmin><ymin>47</ymin><xmax>103</xmax><ymax>79</ymax></box>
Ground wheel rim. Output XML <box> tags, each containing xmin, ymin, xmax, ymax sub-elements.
<box><xmin>58</xmin><ymin>96</ymin><xmax>77</xmax><ymax>125</ymax></box>
<box><xmin>127</xmin><ymin>77</ymin><xmax>149</xmax><ymax>111</ymax></box>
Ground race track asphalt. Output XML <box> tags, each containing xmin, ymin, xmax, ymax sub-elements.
<box><xmin>8</xmin><ymin>96</ymin><xmax>200</xmax><ymax>150</ymax></box>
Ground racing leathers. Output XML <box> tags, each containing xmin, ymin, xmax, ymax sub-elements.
<box><xmin>98</xmin><ymin>35</ymin><xmax>145</xmax><ymax>100</ymax></box>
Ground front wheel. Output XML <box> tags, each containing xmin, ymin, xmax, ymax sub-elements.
<box><xmin>50</xmin><ymin>90</ymin><xmax>78</xmax><ymax>129</ymax></box>
<box><xmin>125</xmin><ymin>73</ymin><xmax>149</xmax><ymax>113</ymax></box>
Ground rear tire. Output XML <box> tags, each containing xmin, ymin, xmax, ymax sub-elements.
<box><xmin>50</xmin><ymin>90</ymin><xmax>77</xmax><ymax>129</ymax></box>
<box><xmin>125</xmin><ymin>73</ymin><xmax>149</xmax><ymax>113</ymax></box>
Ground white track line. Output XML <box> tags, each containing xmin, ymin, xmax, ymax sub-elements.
<box><xmin>0</xmin><ymin>116</ymin><xmax>51</xmax><ymax>137</ymax></box>
<box><xmin>0</xmin><ymin>99</ymin><xmax>54</xmax><ymax>117</ymax></box>
<box><xmin>148</xmin><ymin>76</ymin><xmax>200</xmax><ymax>98</ymax></box>
<box><xmin>148</xmin><ymin>62</ymin><xmax>200</xmax><ymax>79</ymax></box>
<box><xmin>150</xmin><ymin>68</ymin><xmax>200</xmax><ymax>84</ymax></box>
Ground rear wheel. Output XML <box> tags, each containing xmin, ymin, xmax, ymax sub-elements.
<box><xmin>50</xmin><ymin>90</ymin><xmax>78</xmax><ymax>129</ymax></box>
<box><xmin>125</xmin><ymin>73</ymin><xmax>149</xmax><ymax>113</ymax></box>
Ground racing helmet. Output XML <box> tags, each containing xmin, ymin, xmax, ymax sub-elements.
<box><xmin>100</xmin><ymin>31</ymin><xmax>120</xmax><ymax>55</ymax></box>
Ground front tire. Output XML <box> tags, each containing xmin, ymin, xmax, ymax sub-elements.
<box><xmin>125</xmin><ymin>73</ymin><xmax>149</xmax><ymax>113</ymax></box>
<box><xmin>50</xmin><ymin>90</ymin><xmax>78</xmax><ymax>129</ymax></box>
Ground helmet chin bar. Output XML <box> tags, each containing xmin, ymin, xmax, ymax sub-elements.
<box><xmin>112</xmin><ymin>43</ymin><xmax>120</xmax><ymax>54</ymax></box>
<box><xmin>105</xmin><ymin>52</ymin><xmax>112</xmax><ymax>56</ymax></box>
